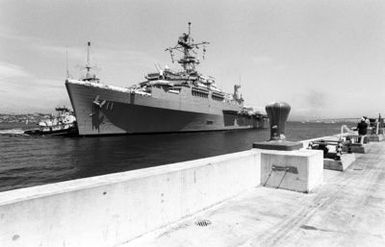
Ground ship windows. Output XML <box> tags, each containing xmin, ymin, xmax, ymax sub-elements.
<box><xmin>212</xmin><ymin>95</ymin><xmax>224</xmax><ymax>101</ymax></box>
<box><xmin>192</xmin><ymin>91</ymin><xmax>208</xmax><ymax>98</ymax></box>
<box><xmin>206</xmin><ymin>120</ymin><xmax>214</xmax><ymax>125</ymax></box>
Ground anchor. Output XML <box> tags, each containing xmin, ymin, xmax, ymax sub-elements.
<box><xmin>89</xmin><ymin>95</ymin><xmax>107</xmax><ymax>117</ymax></box>
<box><xmin>89</xmin><ymin>95</ymin><xmax>106</xmax><ymax>132</ymax></box>
<box><xmin>93</xmin><ymin>95</ymin><xmax>106</xmax><ymax>108</ymax></box>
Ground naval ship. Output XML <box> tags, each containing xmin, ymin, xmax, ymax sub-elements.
<box><xmin>65</xmin><ymin>23</ymin><xmax>267</xmax><ymax>135</ymax></box>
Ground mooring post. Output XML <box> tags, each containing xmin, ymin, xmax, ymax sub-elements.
<box><xmin>266</xmin><ymin>102</ymin><xmax>290</xmax><ymax>140</ymax></box>
<box><xmin>253</xmin><ymin>102</ymin><xmax>303</xmax><ymax>151</ymax></box>
<box><xmin>252</xmin><ymin>102</ymin><xmax>323</xmax><ymax>192</ymax></box>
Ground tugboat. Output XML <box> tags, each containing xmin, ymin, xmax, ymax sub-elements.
<box><xmin>24</xmin><ymin>107</ymin><xmax>78</xmax><ymax>136</ymax></box>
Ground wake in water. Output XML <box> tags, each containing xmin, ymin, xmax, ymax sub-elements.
<box><xmin>0</xmin><ymin>128</ymin><xmax>27</xmax><ymax>136</ymax></box>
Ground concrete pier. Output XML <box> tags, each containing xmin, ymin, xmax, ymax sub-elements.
<box><xmin>124</xmin><ymin>141</ymin><xmax>385</xmax><ymax>247</ymax></box>
<box><xmin>323</xmin><ymin>153</ymin><xmax>356</xmax><ymax>171</ymax></box>
<box><xmin>259</xmin><ymin>149</ymin><xmax>323</xmax><ymax>192</ymax></box>
<box><xmin>0</xmin><ymin>150</ymin><xmax>261</xmax><ymax>247</ymax></box>
<box><xmin>368</xmin><ymin>134</ymin><xmax>385</xmax><ymax>142</ymax></box>
<box><xmin>0</xmin><ymin>135</ymin><xmax>384</xmax><ymax>246</ymax></box>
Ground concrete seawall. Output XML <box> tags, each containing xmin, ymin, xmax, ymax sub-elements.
<box><xmin>0</xmin><ymin>150</ymin><xmax>261</xmax><ymax>247</ymax></box>
<box><xmin>125</xmin><ymin>141</ymin><xmax>385</xmax><ymax>247</ymax></box>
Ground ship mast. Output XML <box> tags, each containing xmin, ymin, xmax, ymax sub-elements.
<box><xmin>66</xmin><ymin>48</ymin><xmax>70</xmax><ymax>78</ymax></box>
<box><xmin>85</xmin><ymin>42</ymin><xmax>92</xmax><ymax>78</ymax></box>
<box><xmin>165</xmin><ymin>22</ymin><xmax>209</xmax><ymax>74</ymax></box>
<box><xmin>82</xmin><ymin>41</ymin><xmax>99</xmax><ymax>82</ymax></box>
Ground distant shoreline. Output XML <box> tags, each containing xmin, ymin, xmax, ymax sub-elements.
<box><xmin>0</xmin><ymin>113</ymin><xmax>52</xmax><ymax>125</ymax></box>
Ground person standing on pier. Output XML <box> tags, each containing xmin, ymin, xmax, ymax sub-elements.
<box><xmin>357</xmin><ymin>117</ymin><xmax>368</xmax><ymax>144</ymax></box>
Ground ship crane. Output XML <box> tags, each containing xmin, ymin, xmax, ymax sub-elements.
<box><xmin>165</xmin><ymin>22</ymin><xmax>209</xmax><ymax>74</ymax></box>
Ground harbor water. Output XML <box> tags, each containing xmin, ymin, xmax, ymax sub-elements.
<box><xmin>0</xmin><ymin>122</ymin><xmax>352</xmax><ymax>192</ymax></box>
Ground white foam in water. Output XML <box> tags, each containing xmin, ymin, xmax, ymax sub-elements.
<box><xmin>0</xmin><ymin>128</ymin><xmax>26</xmax><ymax>135</ymax></box>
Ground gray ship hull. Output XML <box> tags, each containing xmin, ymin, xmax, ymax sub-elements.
<box><xmin>66</xmin><ymin>80</ymin><xmax>267</xmax><ymax>136</ymax></box>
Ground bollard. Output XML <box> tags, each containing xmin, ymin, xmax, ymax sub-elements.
<box><xmin>253</xmin><ymin>102</ymin><xmax>303</xmax><ymax>151</ymax></box>
<box><xmin>253</xmin><ymin>102</ymin><xmax>323</xmax><ymax>192</ymax></box>
<box><xmin>265</xmin><ymin>102</ymin><xmax>290</xmax><ymax>140</ymax></box>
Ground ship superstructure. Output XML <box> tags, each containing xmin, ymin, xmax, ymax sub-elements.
<box><xmin>65</xmin><ymin>23</ymin><xmax>267</xmax><ymax>135</ymax></box>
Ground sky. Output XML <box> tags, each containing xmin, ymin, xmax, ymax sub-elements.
<box><xmin>1</xmin><ymin>0</ymin><xmax>385</xmax><ymax>120</ymax></box>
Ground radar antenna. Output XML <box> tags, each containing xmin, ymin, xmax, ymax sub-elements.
<box><xmin>165</xmin><ymin>22</ymin><xmax>209</xmax><ymax>74</ymax></box>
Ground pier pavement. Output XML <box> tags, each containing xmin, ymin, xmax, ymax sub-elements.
<box><xmin>123</xmin><ymin>142</ymin><xmax>385</xmax><ymax>247</ymax></box>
